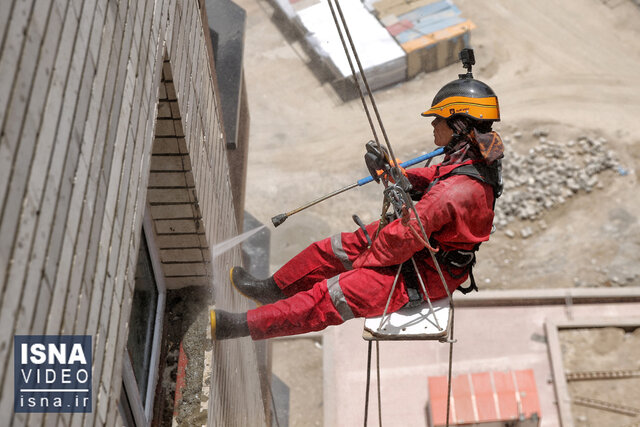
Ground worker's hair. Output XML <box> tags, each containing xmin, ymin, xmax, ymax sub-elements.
<box><xmin>446</xmin><ymin>115</ymin><xmax>494</xmax><ymax>135</ymax></box>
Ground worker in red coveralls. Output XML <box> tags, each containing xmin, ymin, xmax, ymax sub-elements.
<box><xmin>210</xmin><ymin>59</ymin><xmax>504</xmax><ymax>340</ymax></box>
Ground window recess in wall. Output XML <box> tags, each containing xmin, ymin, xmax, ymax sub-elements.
<box><xmin>120</xmin><ymin>211</ymin><xmax>166</xmax><ymax>427</ymax></box>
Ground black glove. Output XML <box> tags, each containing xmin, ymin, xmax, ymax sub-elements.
<box><xmin>364</xmin><ymin>140</ymin><xmax>389</xmax><ymax>183</ymax></box>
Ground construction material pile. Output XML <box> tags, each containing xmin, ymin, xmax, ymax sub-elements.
<box><xmin>494</xmin><ymin>130</ymin><xmax>620</xmax><ymax>233</ymax></box>
<box><xmin>364</xmin><ymin>0</ymin><xmax>475</xmax><ymax>78</ymax></box>
<box><xmin>270</xmin><ymin>0</ymin><xmax>474</xmax><ymax>93</ymax></box>
<box><xmin>275</xmin><ymin>0</ymin><xmax>406</xmax><ymax>91</ymax></box>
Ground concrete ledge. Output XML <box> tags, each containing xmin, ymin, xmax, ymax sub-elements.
<box><xmin>453</xmin><ymin>287</ymin><xmax>640</xmax><ymax>307</ymax></box>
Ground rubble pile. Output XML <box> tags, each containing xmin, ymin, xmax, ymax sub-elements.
<box><xmin>494</xmin><ymin>130</ymin><xmax>619</xmax><ymax>231</ymax></box>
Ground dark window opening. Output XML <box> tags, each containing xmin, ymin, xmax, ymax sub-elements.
<box><xmin>127</xmin><ymin>234</ymin><xmax>159</xmax><ymax>404</ymax></box>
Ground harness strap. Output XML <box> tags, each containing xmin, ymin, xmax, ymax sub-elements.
<box><xmin>457</xmin><ymin>269</ymin><xmax>478</xmax><ymax>294</ymax></box>
<box><xmin>400</xmin><ymin>262</ymin><xmax>423</xmax><ymax>307</ymax></box>
<box><xmin>400</xmin><ymin>245</ymin><xmax>479</xmax><ymax>303</ymax></box>
<box><xmin>428</xmin><ymin>160</ymin><xmax>503</xmax><ymax>199</ymax></box>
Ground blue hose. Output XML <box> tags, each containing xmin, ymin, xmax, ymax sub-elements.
<box><xmin>356</xmin><ymin>147</ymin><xmax>445</xmax><ymax>186</ymax></box>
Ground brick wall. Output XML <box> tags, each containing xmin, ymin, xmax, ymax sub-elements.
<box><xmin>0</xmin><ymin>1</ymin><xmax>265</xmax><ymax>426</ymax></box>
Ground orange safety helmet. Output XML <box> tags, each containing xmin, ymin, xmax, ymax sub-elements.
<box><xmin>422</xmin><ymin>49</ymin><xmax>500</xmax><ymax>122</ymax></box>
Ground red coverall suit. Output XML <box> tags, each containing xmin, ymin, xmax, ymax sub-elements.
<box><xmin>246</xmin><ymin>160</ymin><xmax>495</xmax><ymax>340</ymax></box>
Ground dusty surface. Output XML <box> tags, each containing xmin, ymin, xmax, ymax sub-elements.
<box><xmin>233</xmin><ymin>0</ymin><xmax>640</xmax><ymax>424</ymax></box>
<box><xmin>560</xmin><ymin>327</ymin><xmax>640</xmax><ymax>426</ymax></box>
<box><xmin>272</xmin><ymin>338</ymin><xmax>324</xmax><ymax>426</ymax></box>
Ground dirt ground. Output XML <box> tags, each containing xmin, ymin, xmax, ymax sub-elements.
<box><xmin>233</xmin><ymin>0</ymin><xmax>640</xmax><ymax>424</ymax></box>
<box><xmin>561</xmin><ymin>327</ymin><xmax>640</xmax><ymax>427</ymax></box>
<box><xmin>271</xmin><ymin>338</ymin><xmax>324</xmax><ymax>427</ymax></box>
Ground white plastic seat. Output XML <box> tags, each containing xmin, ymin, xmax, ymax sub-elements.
<box><xmin>363</xmin><ymin>298</ymin><xmax>451</xmax><ymax>341</ymax></box>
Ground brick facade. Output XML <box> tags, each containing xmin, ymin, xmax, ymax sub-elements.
<box><xmin>0</xmin><ymin>1</ymin><xmax>264</xmax><ymax>425</ymax></box>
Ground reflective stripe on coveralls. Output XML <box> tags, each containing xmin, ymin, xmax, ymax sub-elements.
<box><xmin>331</xmin><ymin>233</ymin><xmax>353</xmax><ymax>270</ymax></box>
<box><xmin>327</xmin><ymin>275</ymin><xmax>355</xmax><ymax>321</ymax></box>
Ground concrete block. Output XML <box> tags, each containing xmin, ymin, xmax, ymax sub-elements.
<box><xmin>44</xmin><ymin>236</ymin><xmax>75</xmax><ymax>335</ymax></box>
<box><xmin>87</xmin><ymin>1</ymin><xmax>106</xmax><ymax>66</ymax></box>
<box><xmin>86</xmin><ymin>222</ymin><xmax>112</xmax><ymax>332</ymax></box>
<box><xmin>0</xmin><ymin>138</ymin><xmax>12</xmax><ymax>215</ymax></box>
<box><xmin>43</xmin><ymin>136</ymin><xmax>80</xmax><ymax>286</ymax></box>
<box><xmin>25</xmin><ymin>226</ymin><xmax>69</xmax><ymax>333</ymax></box>
<box><xmin>162</xmin><ymin>262</ymin><xmax>208</xmax><ymax>277</ymax></box>
<box><xmin>99</xmin><ymin>296</ymin><xmax>122</xmax><ymax>398</ymax></box>
<box><xmin>0</xmin><ymin>1</ymin><xmax>37</xmax><ymax>148</ymax></box>
<box><xmin>24</xmin><ymin>412</ymin><xmax>44</xmax><ymax>427</ymax></box>
<box><xmin>0</xmin><ymin>345</ymin><xmax>17</xmax><ymax>422</ymax></box>
<box><xmin>80</xmin><ymin>181</ymin><xmax>106</xmax><ymax>305</ymax></box>
<box><xmin>170</xmin><ymin>100</ymin><xmax>181</xmax><ymax>118</ymax></box>
<box><xmin>160</xmin><ymin>248</ymin><xmax>206</xmax><ymax>263</ymax></box>
<box><xmin>147</xmin><ymin>188</ymin><xmax>193</xmax><ymax>204</ymax></box>
<box><xmin>149</xmin><ymin>154</ymin><xmax>188</xmax><ymax>172</ymax></box>
<box><xmin>0</xmin><ymin>199</ymin><xmax>37</xmax><ymax>384</ymax></box>
<box><xmin>155</xmin><ymin>118</ymin><xmax>176</xmax><ymax>136</ymax></box>
<box><xmin>71</xmin><ymin>56</ymin><xmax>96</xmax><ymax>145</ymax></box>
<box><xmin>148</xmin><ymin>171</ymin><xmax>190</xmax><ymax>188</ymax></box>
<box><xmin>107</xmin><ymin>223</ymin><xmax>124</xmax><ymax>294</ymax></box>
<box><xmin>26</xmin><ymin>4</ymin><xmax>61</xmax><ymax>126</ymax></box>
<box><xmin>154</xmin><ymin>218</ymin><xmax>202</xmax><ymax>234</ymax></box>
<box><xmin>158</xmin><ymin>80</ymin><xmax>167</xmax><ymax>99</ymax></box>
<box><xmin>152</xmin><ymin>136</ymin><xmax>181</xmax><ymax>154</ymax></box>
<box><xmin>0</xmin><ymin>111</ymin><xmax>38</xmax><ymax>260</ymax></box>
<box><xmin>113</xmin><ymin>131</ymin><xmax>135</xmax><ymax>232</ymax></box>
<box><xmin>62</xmin><ymin>247</ymin><xmax>85</xmax><ymax>333</ymax></box>
<box><xmin>154</xmin><ymin>233</ymin><xmax>203</xmax><ymax>248</ymax></box>
<box><xmin>166</xmin><ymin>80</ymin><xmax>177</xmax><ymax>101</ymax></box>
<box><xmin>0</xmin><ymin>1</ymin><xmax>33</xmax><ymax>121</ymax></box>
<box><xmin>75</xmin><ymin>0</ymin><xmax>97</xmax><ymax>59</ymax></box>
<box><xmin>157</xmin><ymin>99</ymin><xmax>172</xmax><ymax>118</ymax></box>
<box><xmin>113</xmin><ymin>227</ymin><xmax>131</xmax><ymax>308</ymax></box>
<box><xmin>96</xmin><ymin>382</ymin><xmax>109</xmax><ymax>425</ymax></box>
<box><xmin>163</xmin><ymin>60</ymin><xmax>174</xmax><ymax>81</ymax></box>
<box><xmin>22</xmin><ymin>272</ymin><xmax>48</xmax><ymax>336</ymax></box>
<box><xmin>73</xmin><ymin>282</ymin><xmax>91</xmax><ymax>335</ymax></box>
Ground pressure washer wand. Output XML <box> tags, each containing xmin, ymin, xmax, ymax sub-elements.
<box><xmin>271</xmin><ymin>147</ymin><xmax>444</xmax><ymax>227</ymax></box>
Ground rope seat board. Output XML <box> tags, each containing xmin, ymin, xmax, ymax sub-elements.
<box><xmin>363</xmin><ymin>298</ymin><xmax>451</xmax><ymax>341</ymax></box>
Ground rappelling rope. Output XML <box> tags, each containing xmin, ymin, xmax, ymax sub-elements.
<box><xmin>324</xmin><ymin>0</ymin><xmax>455</xmax><ymax>425</ymax></box>
<box><xmin>364</xmin><ymin>341</ymin><xmax>373</xmax><ymax>426</ymax></box>
<box><xmin>363</xmin><ymin>340</ymin><xmax>384</xmax><ymax>427</ymax></box>
<box><xmin>376</xmin><ymin>341</ymin><xmax>382</xmax><ymax>426</ymax></box>
<box><xmin>326</xmin><ymin>0</ymin><xmax>398</xmax><ymax>167</ymax></box>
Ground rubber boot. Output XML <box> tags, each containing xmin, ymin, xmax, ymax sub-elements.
<box><xmin>230</xmin><ymin>266</ymin><xmax>285</xmax><ymax>305</ymax></box>
<box><xmin>210</xmin><ymin>309</ymin><xmax>250</xmax><ymax>340</ymax></box>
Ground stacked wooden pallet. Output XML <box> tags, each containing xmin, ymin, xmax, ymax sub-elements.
<box><xmin>366</xmin><ymin>0</ymin><xmax>475</xmax><ymax>78</ymax></box>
